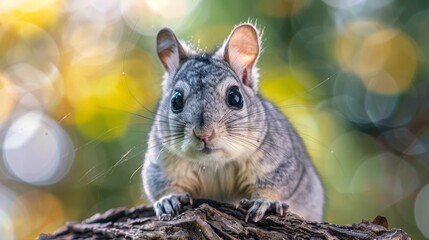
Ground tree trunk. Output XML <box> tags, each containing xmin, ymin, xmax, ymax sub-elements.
<box><xmin>39</xmin><ymin>199</ymin><xmax>410</xmax><ymax>240</ymax></box>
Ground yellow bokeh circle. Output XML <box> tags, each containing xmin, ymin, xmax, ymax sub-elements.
<box><xmin>0</xmin><ymin>0</ymin><xmax>61</xmax><ymax>36</ymax></box>
<box><xmin>334</xmin><ymin>20</ymin><xmax>417</xmax><ymax>94</ymax></box>
<box><xmin>0</xmin><ymin>74</ymin><xmax>16</xmax><ymax>124</ymax></box>
<box><xmin>11</xmin><ymin>190</ymin><xmax>64</xmax><ymax>239</ymax></box>
<box><xmin>62</xmin><ymin>56</ymin><xmax>159</xmax><ymax>140</ymax></box>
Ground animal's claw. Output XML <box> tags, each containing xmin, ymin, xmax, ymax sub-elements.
<box><xmin>238</xmin><ymin>198</ymin><xmax>289</xmax><ymax>222</ymax></box>
<box><xmin>153</xmin><ymin>193</ymin><xmax>193</xmax><ymax>219</ymax></box>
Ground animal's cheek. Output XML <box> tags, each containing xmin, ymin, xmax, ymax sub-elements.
<box><xmin>215</xmin><ymin>137</ymin><xmax>247</xmax><ymax>159</ymax></box>
<box><xmin>180</xmin><ymin>137</ymin><xmax>196</xmax><ymax>151</ymax></box>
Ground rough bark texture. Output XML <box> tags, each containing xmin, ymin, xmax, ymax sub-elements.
<box><xmin>39</xmin><ymin>199</ymin><xmax>410</xmax><ymax>240</ymax></box>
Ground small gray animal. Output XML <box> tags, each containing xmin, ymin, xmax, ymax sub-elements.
<box><xmin>142</xmin><ymin>23</ymin><xmax>324</xmax><ymax>222</ymax></box>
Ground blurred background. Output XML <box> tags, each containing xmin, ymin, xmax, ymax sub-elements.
<box><xmin>0</xmin><ymin>0</ymin><xmax>428</xmax><ymax>239</ymax></box>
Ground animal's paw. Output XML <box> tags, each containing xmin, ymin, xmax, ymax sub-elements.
<box><xmin>237</xmin><ymin>198</ymin><xmax>289</xmax><ymax>222</ymax></box>
<box><xmin>153</xmin><ymin>193</ymin><xmax>193</xmax><ymax>220</ymax></box>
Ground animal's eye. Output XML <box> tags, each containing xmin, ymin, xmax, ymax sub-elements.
<box><xmin>227</xmin><ymin>86</ymin><xmax>243</xmax><ymax>109</ymax></box>
<box><xmin>171</xmin><ymin>90</ymin><xmax>184</xmax><ymax>113</ymax></box>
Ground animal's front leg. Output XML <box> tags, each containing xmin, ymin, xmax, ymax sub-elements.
<box><xmin>154</xmin><ymin>192</ymin><xmax>193</xmax><ymax>219</ymax></box>
<box><xmin>142</xmin><ymin>161</ymin><xmax>194</xmax><ymax>219</ymax></box>
<box><xmin>237</xmin><ymin>189</ymin><xmax>289</xmax><ymax>222</ymax></box>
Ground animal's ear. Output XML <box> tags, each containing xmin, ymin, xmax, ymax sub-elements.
<box><xmin>156</xmin><ymin>28</ymin><xmax>188</xmax><ymax>73</ymax></box>
<box><xmin>221</xmin><ymin>24</ymin><xmax>261</xmax><ymax>90</ymax></box>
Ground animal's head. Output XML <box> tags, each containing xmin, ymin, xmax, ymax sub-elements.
<box><xmin>154</xmin><ymin>23</ymin><xmax>266</xmax><ymax>164</ymax></box>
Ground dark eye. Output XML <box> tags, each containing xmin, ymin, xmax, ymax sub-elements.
<box><xmin>171</xmin><ymin>90</ymin><xmax>184</xmax><ymax>113</ymax></box>
<box><xmin>227</xmin><ymin>86</ymin><xmax>243</xmax><ymax>109</ymax></box>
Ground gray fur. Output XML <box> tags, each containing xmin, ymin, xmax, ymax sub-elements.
<box><xmin>142</xmin><ymin>24</ymin><xmax>324</xmax><ymax>221</ymax></box>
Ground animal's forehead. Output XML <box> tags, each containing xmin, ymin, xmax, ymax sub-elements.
<box><xmin>174</xmin><ymin>57</ymin><xmax>236</xmax><ymax>87</ymax></box>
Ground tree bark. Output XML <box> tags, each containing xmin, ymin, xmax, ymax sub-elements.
<box><xmin>39</xmin><ymin>199</ymin><xmax>410</xmax><ymax>240</ymax></box>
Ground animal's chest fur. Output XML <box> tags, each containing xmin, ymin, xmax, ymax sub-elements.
<box><xmin>165</xmin><ymin>159</ymin><xmax>255</xmax><ymax>203</ymax></box>
<box><xmin>198</xmin><ymin>166</ymin><xmax>246</xmax><ymax>201</ymax></box>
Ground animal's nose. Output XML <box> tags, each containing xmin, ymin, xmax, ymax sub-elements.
<box><xmin>193</xmin><ymin>129</ymin><xmax>215</xmax><ymax>143</ymax></box>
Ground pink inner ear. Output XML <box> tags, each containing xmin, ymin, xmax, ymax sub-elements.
<box><xmin>242</xmin><ymin>69</ymin><xmax>250</xmax><ymax>86</ymax></box>
<box><xmin>224</xmin><ymin>24</ymin><xmax>260</xmax><ymax>87</ymax></box>
<box><xmin>227</xmin><ymin>41</ymin><xmax>258</xmax><ymax>86</ymax></box>
<box><xmin>156</xmin><ymin>28</ymin><xmax>188</xmax><ymax>73</ymax></box>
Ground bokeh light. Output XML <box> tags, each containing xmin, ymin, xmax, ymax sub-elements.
<box><xmin>63</xmin><ymin>57</ymin><xmax>156</xmax><ymax>140</ymax></box>
<box><xmin>334</xmin><ymin>20</ymin><xmax>417</xmax><ymax>94</ymax></box>
<box><xmin>0</xmin><ymin>0</ymin><xmax>61</xmax><ymax>34</ymax></box>
<box><xmin>0</xmin><ymin>210</ymin><xmax>14</xmax><ymax>240</ymax></box>
<box><xmin>120</xmin><ymin>0</ymin><xmax>202</xmax><ymax>36</ymax></box>
<box><xmin>415</xmin><ymin>184</ymin><xmax>429</xmax><ymax>238</ymax></box>
<box><xmin>0</xmin><ymin>184</ymin><xmax>16</xmax><ymax>240</ymax></box>
<box><xmin>2</xmin><ymin>21</ymin><xmax>60</xmax><ymax>71</ymax></box>
<box><xmin>4</xmin><ymin>63</ymin><xmax>62</xmax><ymax>110</ymax></box>
<box><xmin>0</xmin><ymin>74</ymin><xmax>16</xmax><ymax>124</ymax></box>
<box><xmin>0</xmin><ymin>1</ymin><xmax>428</xmax><ymax>239</ymax></box>
<box><xmin>62</xmin><ymin>12</ymin><xmax>123</xmax><ymax>66</ymax></box>
<box><xmin>1</xmin><ymin>111</ymin><xmax>74</xmax><ymax>185</ymax></box>
<box><xmin>322</xmin><ymin>0</ymin><xmax>367</xmax><ymax>9</ymax></box>
<box><xmin>11</xmin><ymin>190</ymin><xmax>64</xmax><ymax>239</ymax></box>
